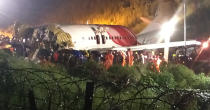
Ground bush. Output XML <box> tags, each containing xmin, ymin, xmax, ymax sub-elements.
<box><xmin>104</xmin><ymin>65</ymin><xmax>140</xmax><ymax>90</ymax></box>
<box><xmin>1</xmin><ymin>50</ymin><xmax>210</xmax><ymax>110</ymax></box>
<box><xmin>166</xmin><ymin>64</ymin><xmax>197</xmax><ymax>88</ymax></box>
<box><xmin>68</xmin><ymin>60</ymin><xmax>107</xmax><ymax>80</ymax></box>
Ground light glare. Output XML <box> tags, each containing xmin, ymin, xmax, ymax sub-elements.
<box><xmin>159</xmin><ymin>16</ymin><xmax>179</xmax><ymax>42</ymax></box>
<box><xmin>202</xmin><ymin>42</ymin><xmax>208</xmax><ymax>49</ymax></box>
<box><xmin>160</xmin><ymin>22</ymin><xmax>175</xmax><ymax>41</ymax></box>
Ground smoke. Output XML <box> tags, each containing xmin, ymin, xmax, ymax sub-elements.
<box><xmin>0</xmin><ymin>0</ymin><xmax>178</xmax><ymax>33</ymax></box>
<box><xmin>1</xmin><ymin>0</ymin><xmax>209</xmax><ymax>35</ymax></box>
<box><xmin>40</xmin><ymin>0</ymin><xmax>159</xmax><ymax>33</ymax></box>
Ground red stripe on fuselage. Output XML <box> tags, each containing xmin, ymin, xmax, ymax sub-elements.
<box><xmin>106</xmin><ymin>25</ymin><xmax>138</xmax><ymax>46</ymax></box>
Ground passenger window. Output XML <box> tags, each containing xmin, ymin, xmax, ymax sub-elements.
<box><xmin>91</xmin><ymin>37</ymin><xmax>93</xmax><ymax>40</ymax></box>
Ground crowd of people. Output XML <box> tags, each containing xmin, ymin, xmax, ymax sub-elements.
<box><xmin>8</xmin><ymin>39</ymin><xmax>163</xmax><ymax>70</ymax></box>
<box><xmin>0</xmin><ymin>26</ymin><xmax>146</xmax><ymax>69</ymax></box>
<box><xmin>0</xmin><ymin>26</ymin><xmax>196</xmax><ymax>71</ymax></box>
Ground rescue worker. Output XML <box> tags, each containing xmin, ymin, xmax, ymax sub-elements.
<box><xmin>126</xmin><ymin>48</ymin><xmax>134</xmax><ymax>66</ymax></box>
<box><xmin>9</xmin><ymin>47</ymin><xmax>15</xmax><ymax>56</ymax></box>
<box><xmin>104</xmin><ymin>50</ymin><xmax>114</xmax><ymax>69</ymax></box>
<box><xmin>134</xmin><ymin>51</ymin><xmax>140</xmax><ymax>63</ymax></box>
<box><xmin>120</xmin><ymin>51</ymin><xmax>126</xmax><ymax>66</ymax></box>
<box><xmin>84</xmin><ymin>50</ymin><xmax>90</xmax><ymax>59</ymax></box>
<box><xmin>53</xmin><ymin>51</ymin><xmax>59</xmax><ymax>62</ymax></box>
<box><xmin>155</xmin><ymin>56</ymin><xmax>161</xmax><ymax>72</ymax></box>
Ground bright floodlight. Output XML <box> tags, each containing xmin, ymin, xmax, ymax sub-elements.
<box><xmin>159</xmin><ymin>16</ymin><xmax>179</xmax><ymax>42</ymax></box>
<box><xmin>202</xmin><ymin>42</ymin><xmax>208</xmax><ymax>49</ymax></box>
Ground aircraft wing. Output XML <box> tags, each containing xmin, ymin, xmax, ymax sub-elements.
<box><xmin>112</xmin><ymin>40</ymin><xmax>201</xmax><ymax>51</ymax></box>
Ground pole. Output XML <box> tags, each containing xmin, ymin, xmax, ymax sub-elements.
<box><xmin>184</xmin><ymin>0</ymin><xmax>188</xmax><ymax>58</ymax></box>
<box><xmin>28</xmin><ymin>90</ymin><xmax>37</xmax><ymax>110</ymax></box>
<box><xmin>184</xmin><ymin>0</ymin><xmax>186</xmax><ymax>46</ymax></box>
<box><xmin>164</xmin><ymin>37</ymin><xmax>170</xmax><ymax>62</ymax></box>
<box><xmin>164</xmin><ymin>46</ymin><xmax>169</xmax><ymax>62</ymax></box>
<box><xmin>84</xmin><ymin>82</ymin><xmax>94</xmax><ymax>110</ymax></box>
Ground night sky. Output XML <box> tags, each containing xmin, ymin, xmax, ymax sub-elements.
<box><xmin>0</xmin><ymin>0</ymin><xmax>111</xmax><ymax>25</ymax></box>
<box><xmin>0</xmin><ymin>0</ymin><xmax>209</xmax><ymax>37</ymax></box>
<box><xmin>0</xmin><ymin>0</ymin><xmax>167</xmax><ymax>32</ymax></box>
<box><xmin>0</xmin><ymin>0</ymin><xmax>58</xmax><ymax>26</ymax></box>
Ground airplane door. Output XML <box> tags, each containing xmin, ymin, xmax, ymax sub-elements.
<box><xmin>96</xmin><ymin>35</ymin><xmax>100</xmax><ymax>44</ymax></box>
<box><xmin>91</xmin><ymin>27</ymin><xmax>100</xmax><ymax>44</ymax></box>
<box><xmin>101</xmin><ymin>35</ymin><xmax>106</xmax><ymax>44</ymax></box>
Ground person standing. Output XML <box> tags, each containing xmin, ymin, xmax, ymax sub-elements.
<box><xmin>126</xmin><ymin>49</ymin><xmax>134</xmax><ymax>66</ymax></box>
<box><xmin>120</xmin><ymin>51</ymin><xmax>126</xmax><ymax>67</ymax></box>
<box><xmin>53</xmin><ymin>51</ymin><xmax>59</xmax><ymax>63</ymax></box>
<box><xmin>104</xmin><ymin>51</ymin><xmax>114</xmax><ymax>69</ymax></box>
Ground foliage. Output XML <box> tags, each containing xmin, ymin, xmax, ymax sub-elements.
<box><xmin>1</xmin><ymin>50</ymin><xmax>210</xmax><ymax>110</ymax></box>
<box><xmin>106</xmin><ymin>65</ymin><xmax>140</xmax><ymax>89</ymax></box>
<box><xmin>68</xmin><ymin>60</ymin><xmax>107</xmax><ymax>80</ymax></box>
<box><xmin>166</xmin><ymin>64</ymin><xmax>196</xmax><ymax>88</ymax></box>
<box><xmin>0</xmin><ymin>50</ymin><xmax>87</xmax><ymax>110</ymax></box>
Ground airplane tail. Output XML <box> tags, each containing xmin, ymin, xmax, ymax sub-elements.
<box><xmin>137</xmin><ymin>0</ymin><xmax>178</xmax><ymax>44</ymax></box>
